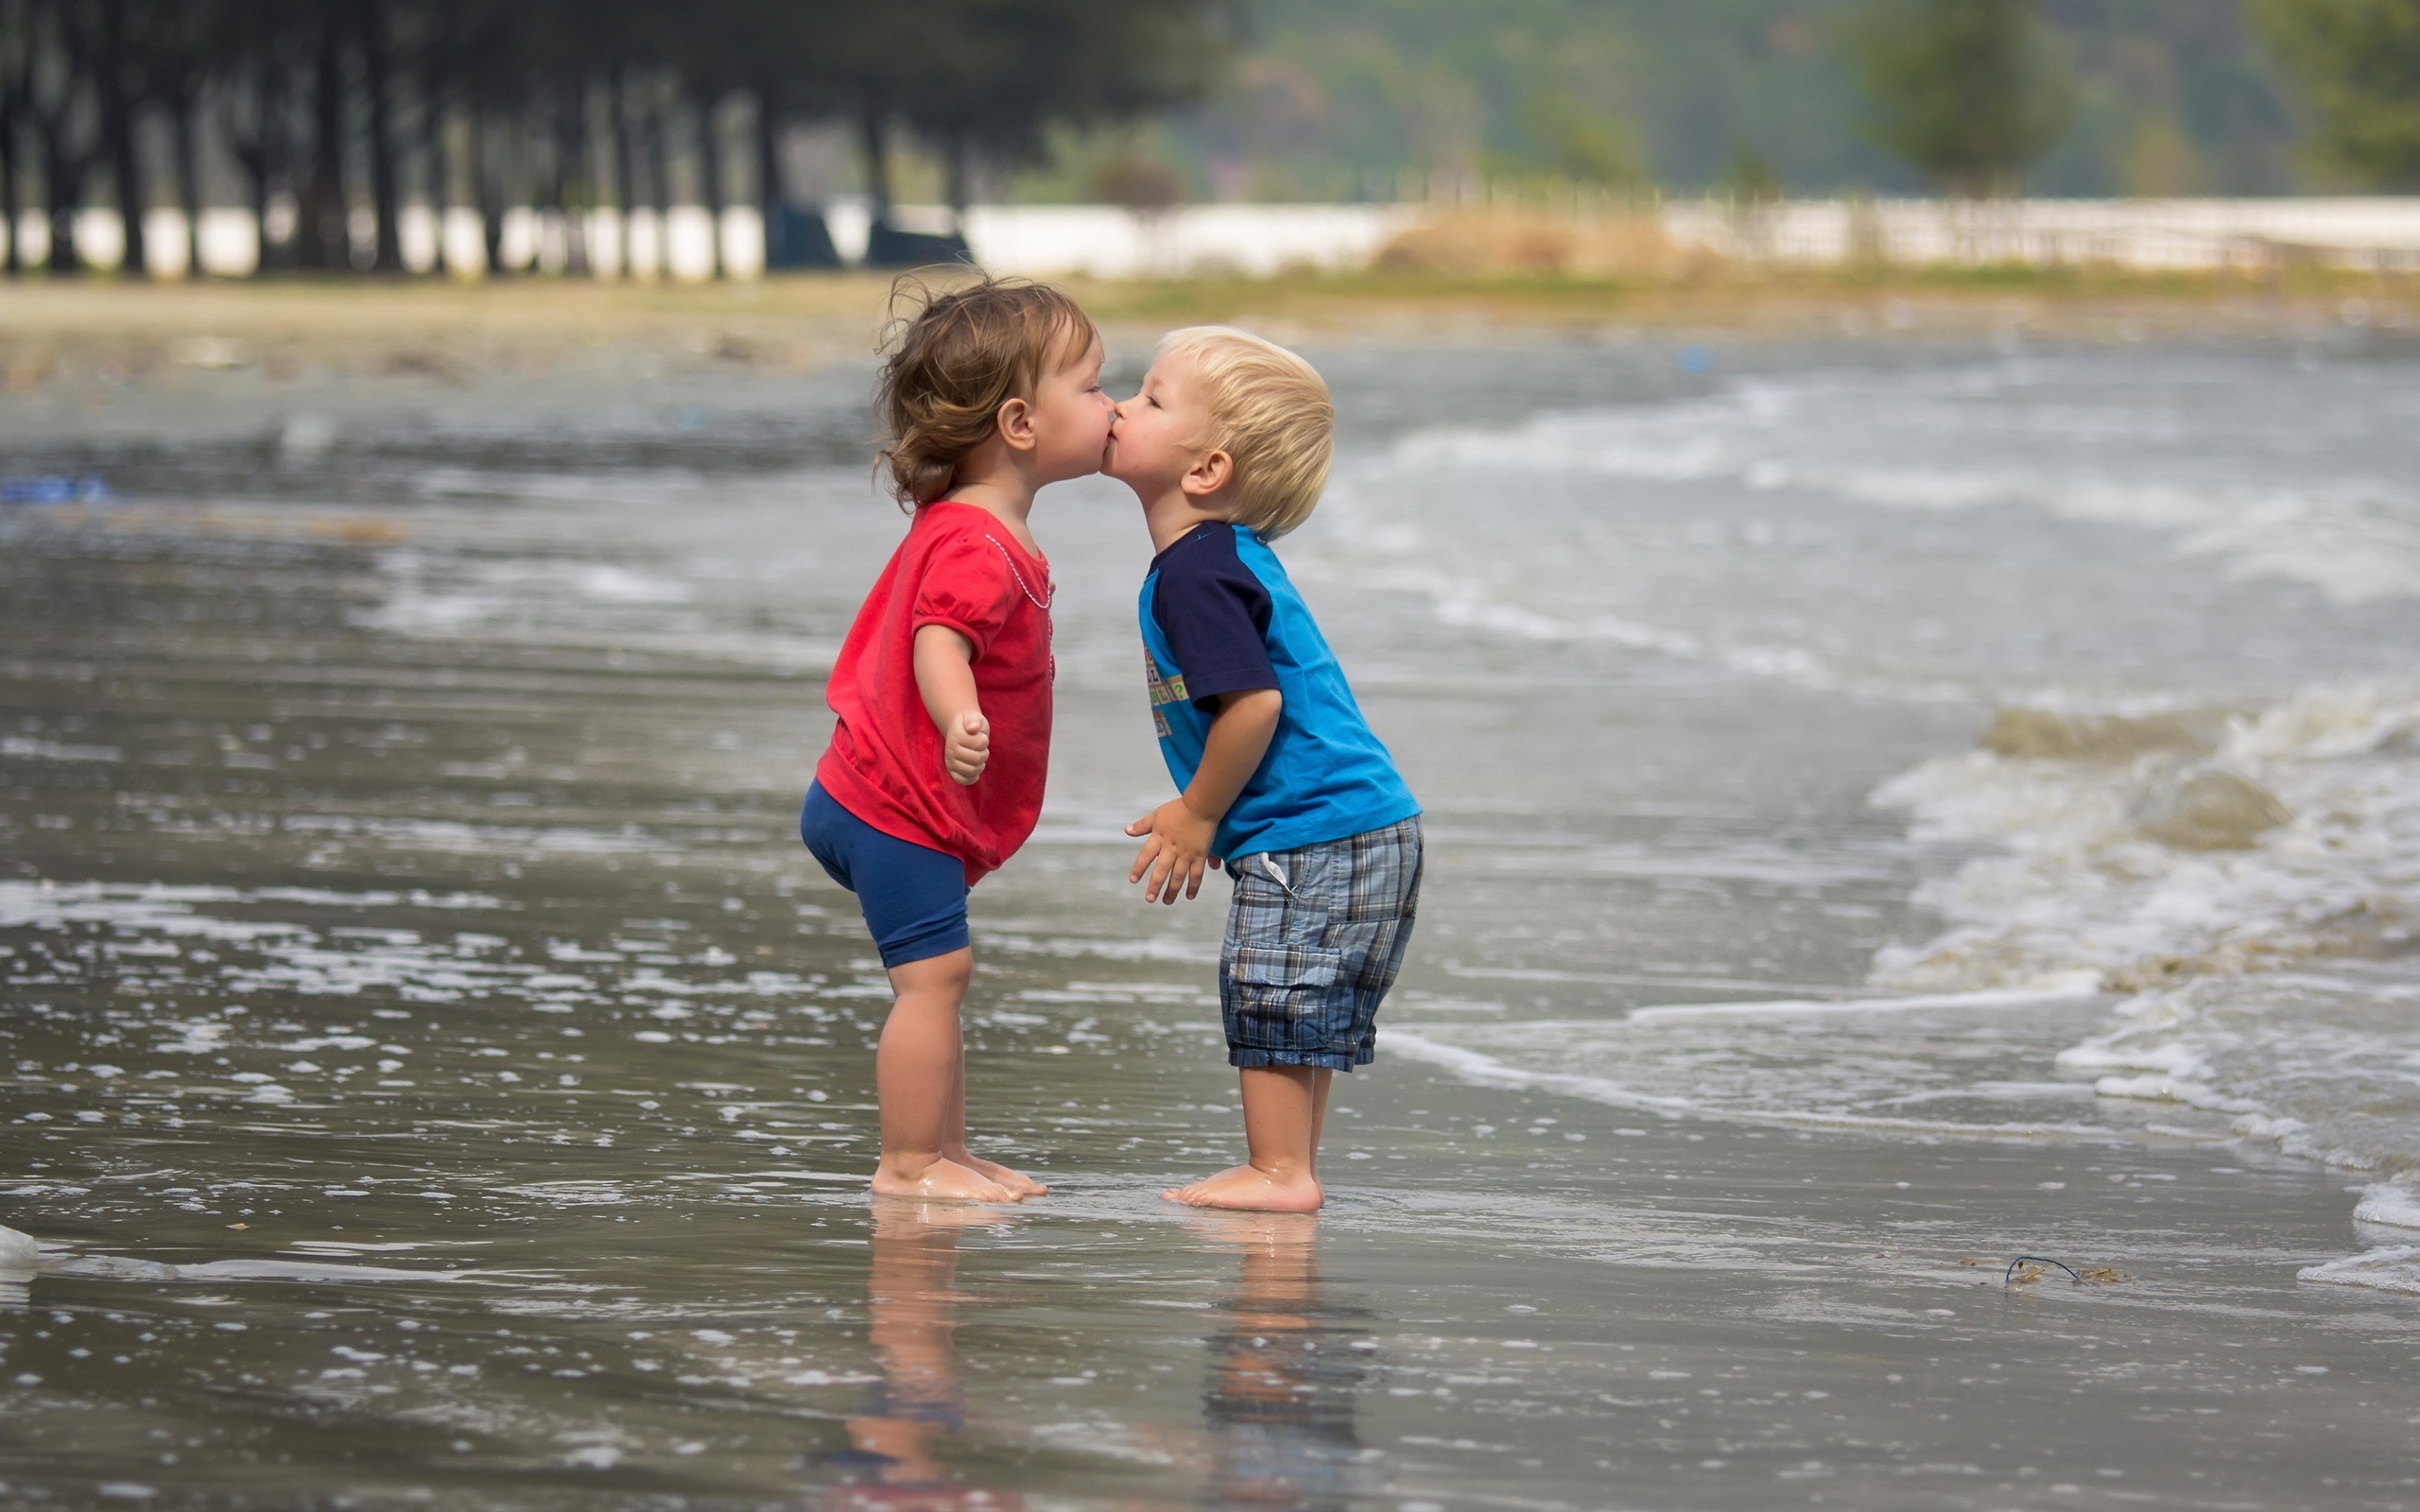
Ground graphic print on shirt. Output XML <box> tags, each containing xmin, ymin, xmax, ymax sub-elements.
<box><xmin>1145</xmin><ymin>651</ymin><xmax>1190</xmax><ymax>739</ymax></box>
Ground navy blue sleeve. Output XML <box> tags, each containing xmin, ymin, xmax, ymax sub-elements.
<box><xmin>1151</xmin><ymin>529</ymin><xmax>1276</xmax><ymax>709</ymax></box>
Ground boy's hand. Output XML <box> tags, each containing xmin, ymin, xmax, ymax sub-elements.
<box><xmin>1125</xmin><ymin>798</ymin><xmax>1221</xmax><ymax>904</ymax></box>
<box><xmin>942</xmin><ymin>710</ymin><xmax>990</xmax><ymax>785</ymax></box>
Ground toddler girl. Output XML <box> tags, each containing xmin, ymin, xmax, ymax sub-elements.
<box><xmin>803</xmin><ymin>276</ymin><xmax>1113</xmax><ymax>1202</ymax></box>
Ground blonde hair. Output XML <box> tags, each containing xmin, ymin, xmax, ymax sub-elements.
<box><xmin>1159</xmin><ymin>326</ymin><xmax>1334</xmax><ymax>540</ymax></box>
<box><xmin>875</xmin><ymin>274</ymin><xmax>1098</xmax><ymax>507</ymax></box>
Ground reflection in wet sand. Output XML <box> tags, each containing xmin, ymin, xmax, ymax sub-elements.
<box><xmin>1194</xmin><ymin>1214</ymin><xmax>1375</xmax><ymax>1510</ymax></box>
<box><xmin>823</xmin><ymin>1200</ymin><xmax>1019</xmax><ymax>1512</ymax></box>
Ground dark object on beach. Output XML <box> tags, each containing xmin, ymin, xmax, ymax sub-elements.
<box><xmin>2006</xmin><ymin>1255</ymin><xmax>2081</xmax><ymax>1284</ymax></box>
<box><xmin>0</xmin><ymin>475</ymin><xmax>112</xmax><ymax>506</ymax></box>
<box><xmin>2005</xmin><ymin>1255</ymin><xmax>2128</xmax><ymax>1285</ymax></box>
<box><xmin>766</xmin><ymin>206</ymin><xmax>842</xmax><ymax>270</ymax></box>
<box><xmin>866</xmin><ymin>223</ymin><xmax>975</xmax><ymax>269</ymax></box>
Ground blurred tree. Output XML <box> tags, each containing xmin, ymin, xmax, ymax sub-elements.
<box><xmin>1717</xmin><ymin>141</ymin><xmax>1784</xmax><ymax>201</ymax></box>
<box><xmin>1844</xmin><ymin>0</ymin><xmax>2073</xmax><ymax>195</ymax></box>
<box><xmin>0</xmin><ymin>0</ymin><xmax>27</xmax><ymax>275</ymax></box>
<box><xmin>23</xmin><ymin>0</ymin><xmax>101</xmax><ymax>273</ymax></box>
<box><xmin>0</xmin><ymin>0</ymin><xmax>1245</xmax><ymax>281</ymax></box>
<box><xmin>355</xmin><ymin>0</ymin><xmax>401</xmax><ymax>271</ymax></box>
<box><xmin>88</xmin><ymin>0</ymin><xmax>144</xmax><ymax>276</ymax></box>
<box><xmin>132</xmin><ymin>0</ymin><xmax>215</xmax><ymax>277</ymax></box>
<box><xmin>824</xmin><ymin>0</ymin><xmax>1228</xmax><ymax>261</ymax></box>
<box><xmin>292</xmin><ymin>1</ymin><xmax>348</xmax><ymax>269</ymax></box>
<box><xmin>2253</xmin><ymin>0</ymin><xmax>2420</xmax><ymax>187</ymax></box>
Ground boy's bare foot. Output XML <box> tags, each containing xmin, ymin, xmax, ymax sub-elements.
<box><xmin>947</xmin><ymin>1149</ymin><xmax>1048</xmax><ymax>1197</ymax></box>
<box><xmin>1161</xmin><ymin>1162</ymin><xmax>1323</xmax><ymax>1211</ymax></box>
<box><xmin>871</xmin><ymin>1155</ymin><xmax>1018</xmax><ymax>1203</ymax></box>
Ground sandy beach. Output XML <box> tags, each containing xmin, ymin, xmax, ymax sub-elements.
<box><xmin>4</xmin><ymin>276</ymin><xmax>2418</xmax><ymax>1509</ymax></box>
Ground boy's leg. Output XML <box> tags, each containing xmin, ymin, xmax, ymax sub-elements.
<box><xmin>873</xmin><ymin>949</ymin><xmax>1013</xmax><ymax>1202</ymax></box>
<box><xmin>1308</xmin><ymin>1067</ymin><xmax>1334</xmax><ymax>1163</ymax></box>
<box><xmin>1164</xmin><ymin>1064</ymin><xmax>1326</xmax><ymax>1211</ymax></box>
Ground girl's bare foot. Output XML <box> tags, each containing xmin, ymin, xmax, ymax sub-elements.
<box><xmin>871</xmin><ymin>1155</ymin><xmax>1017</xmax><ymax>1203</ymax></box>
<box><xmin>1161</xmin><ymin>1162</ymin><xmax>1323</xmax><ymax>1211</ymax></box>
<box><xmin>948</xmin><ymin>1148</ymin><xmax>1048</xmax><ymax>1197</ymax></box>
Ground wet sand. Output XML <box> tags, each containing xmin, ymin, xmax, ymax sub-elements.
<box><xmin>3</xmin><ymin>311</ymin><xmax>2418</xmax><ymax>1509</ymax></box>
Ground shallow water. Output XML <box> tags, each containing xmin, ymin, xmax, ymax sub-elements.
<box><xmin>4</xmin><ymin>334</ymin><xmax>2419</xmax><ymax>1510</ymax></box>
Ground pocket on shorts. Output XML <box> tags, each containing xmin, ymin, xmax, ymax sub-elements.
<box><xmin>1224</xmin><ymin>944</ymin><xmax>1344</xmax><ymax>1046</ymax></box>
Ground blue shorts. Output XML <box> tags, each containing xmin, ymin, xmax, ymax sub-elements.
<box><xmin>1220</xmin><ymin>816</ymin><xmax>1423</xmax><ymax>1072</ymax></box>
<box><xmin>799</xmin><ymin>782</ymin><xmax>970</xmax><ymax>969</ymax></box>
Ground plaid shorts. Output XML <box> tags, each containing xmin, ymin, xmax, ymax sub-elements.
<box><xmin>1219</xmin><ymin>816</ymin><xmax>1424</xmax><ymax>1071</ymax></box>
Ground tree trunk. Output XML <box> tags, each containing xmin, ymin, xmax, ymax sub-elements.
<box><xmin>359</xmin><ymin>0</ymin><xmax>401</xmax><ymax>272</ymax></box>
<box><xmin>943</xmin><ymin>132</ymin><xmax>970</xmax><ymax>223</ymax></box>
<box><xmin>753</xmin><ymin>90</ymin><xmax>781</xmax><ymax>222</ymax></box>
<box><xmin>172</xmin><ymin>87</ymin><xmax>201</xmax><ymax>276</ymax></box>
<box><xmin>472</xmin><ymin>106</ymin><xmax>502</xmax><ymax>274</ymax></box>
<box><xmin>299</xmin><ymin>15</ymin><xmax>347</xmax><ymax>269</ymax></box>
<box><xmin>858</xmin><ymin>103</ymin><xmax>891</xmax><ymax>221</ymax></box>
<box><xmin>415</xmin><ymin>87</ymin><xmax>442</xmax><ymax>272</ymax></box>
<box><xmin>1</xmin><ymin>57</ymin><xmax>20</xmax><ymax>277</ymax></box>
<box><xmin>698</xmin><ymin>92</ymin><xmax>725</xmax><ymax>278</ymax></box>
<box><xmin>611</xmin><ymin>62</ymin><xmax>639</xmax><ymax>276</ymax></box>
<box><xmin>221</xmin><ymin>58</ymin><xmax>282</xmax><ymax>275</ymax></box>
<box><xmin>44</xmin><ymin>132</ymin><xmax>82</xmax><ymax>274</ymax></box>
<box><xmin>38</xmin><ymin>58</ymin><xmax>92</xmax><ymax>280</ymax></box>
<box><xmin>94</xmin><ymin>0</ymin><xmax>143</xmax><ymax>278</ymax></box>
<box><xmin>558</xmin><ymin>80</ymin><xmax>588</xmax><ymax>276</ymax></box>
<box><xmin>648</xmin><ymin>77</ymin><xmax>671</xmax><ymax>228</ymax></box>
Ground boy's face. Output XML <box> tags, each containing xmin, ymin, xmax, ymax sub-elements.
<box><xmin>1104</xmin><ymin>350</ymin><xmax>1215</xmax><ymax>503</ymax></box>
<box><xmin>1027</xmin><ymin>328</ymin><xmax>1115</xmax><ymax>485</ymax></box>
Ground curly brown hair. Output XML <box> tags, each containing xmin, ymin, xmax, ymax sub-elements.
<box><xmin>873</xmin><ymin>274</ymin><xmax>1098</xmax><ymax>507</ymax></box>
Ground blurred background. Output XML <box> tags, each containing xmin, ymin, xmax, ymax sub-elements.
<box><xmin>0</xmin><ymin>0</ymin><xmax>2414</xmax><ymax>283</ymax></box>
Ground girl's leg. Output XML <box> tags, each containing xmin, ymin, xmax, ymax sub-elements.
<box><xmin>1164</xmin><ymin>1064</ymin><xmax>1326</xmax><ymax>1211</ymax></box>
<box><xmin>942</xmin><ymin>1022</ymin><xmax>1046</xmax><ymax>1197</ymax></box>
<box><xmin>872</xmin><ymin>949</ymin><xmax>1012</xmax><ymax>1202</ymax></box>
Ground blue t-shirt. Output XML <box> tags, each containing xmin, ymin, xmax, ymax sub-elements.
<box><xmin>1139</xmin><ymin>523</ymin><xmax>1420</xmax><ymax>859</ymax></box>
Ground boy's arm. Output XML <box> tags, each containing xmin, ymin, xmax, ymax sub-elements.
<box><xmin>1126</xmin><ymin>688</ymin><xmax>1282</xmax><ymax>904</ymax></box>
<box><xmin>913</xmin><ymin>624</ymin><xmax>990</xmax><ymax>785</ymax></box>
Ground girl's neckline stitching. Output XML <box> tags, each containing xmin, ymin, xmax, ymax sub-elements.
<box><xmin>929</xmin><ymin>500</ymin><xmax>1044</xmax><ymax>564</ymax></box>
<box><xmin>983</xmin><ymin>536</ymin><xmax>1053</xmax><ymax>611</ymax></box>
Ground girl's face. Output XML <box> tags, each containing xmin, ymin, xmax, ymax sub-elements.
<box><xmin>1027</xmin><ymin>329</ymin><xmax>1115</xmax><ymax>485</ymax></box>
<box><xmin>1103</xmin><ymin>350</ymin><xmax>1214</xmax><ymax>502</ymax></box>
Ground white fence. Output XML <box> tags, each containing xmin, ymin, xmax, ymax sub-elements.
<box><xmin>7</xmin><ymin>198</ymin><xmax>2419</xmax><ymax>280</ymax></box>
<box><xmin>964</xmin><ymin>203</ymin><xmax>1425</xmax><ymax>279</ymax></box>
<box><xmin>1661</xmin><ymin>197</ymin><xmax>2420</xmax><ymax>271</ymax></box>
<box><xmin>1</xmin><ymin>204</ymin><xmax>763</xmax><ymax>280</ymax></box>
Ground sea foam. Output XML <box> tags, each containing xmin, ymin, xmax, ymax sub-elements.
<box><xmin>1874</xmin><ymin>684</ymin><xmax>2420</xmax><ymax>1178</ymax></box>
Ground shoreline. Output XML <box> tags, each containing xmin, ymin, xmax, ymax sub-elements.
<box><xmin>4</xmin><ymin>267</ymin><xmax>2407</xmax><ymax>467</ymax></box>
<box><xmin>1</xmin><ymin>262</ymin><xmax>2407</xmax><ymax>365</ymax></box>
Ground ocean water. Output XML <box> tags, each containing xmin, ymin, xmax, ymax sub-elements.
<box><xmin>1292</xmin><ymin>343</ymin><xmax>2420</xmax><ymax>1264</ymax></box>
<box><xmin>4</xmin><ymin>333</ymin><xmax>2419</xmax><ymax>1509</ymax></box>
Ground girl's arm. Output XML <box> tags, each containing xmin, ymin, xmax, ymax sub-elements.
<box><xmin>913</xmin><ymin>624</ymin><xmax>989</xmax><ymax>785</ymax></box>
<box><xmin>1125</xmin><ymin>687</ymin><xmax>1283</xmax><ymax>904</ymax></box>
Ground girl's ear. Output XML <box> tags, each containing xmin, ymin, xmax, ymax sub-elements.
<box><xmin>995</xmin><ymin>395</ymin><xmax>1037</xmax><ymax>453</ymax></box>
<box><xmin>1180</xmin><ymin>449</ymin><xmax>1234</xmax><ymax>499</ymax></box>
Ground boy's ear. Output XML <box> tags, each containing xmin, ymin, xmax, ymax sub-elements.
<box><xmin>995</xmin><ymin>396</ymin><xmax>1037</xmax><ymax>453</ymax></box>
<box><xmin>1180</xmin><ymin>448</ymin><xmax>1234</xmax><ymax>500</ymax></box>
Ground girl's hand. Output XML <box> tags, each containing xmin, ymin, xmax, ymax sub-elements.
<box><xmin>943</xmin><ymin>710</ymin><xmax>990</xmax><ymax>785</ymax></box>
<box><xmin>1125</xmin><ymin>798</ymin><xmax>1221</xmax><ymax>904</ymax></box>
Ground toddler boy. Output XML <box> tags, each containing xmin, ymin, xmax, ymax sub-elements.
<box><xmin>1105</xmin><ymin>327</ymin><xmax>1423</xmax><ymax>1212</ymax></box>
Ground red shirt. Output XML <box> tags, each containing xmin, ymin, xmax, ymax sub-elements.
<box><xmin>816</xmin><ymin>502</ymin><xmax>1054</xmax><ymax>884</ymax></box>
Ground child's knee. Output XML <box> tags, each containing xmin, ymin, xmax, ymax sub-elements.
<box><xmin>887</xmin><ymin>946</ymin><xmax>974</xmax><ymax>1002</ymax></box>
